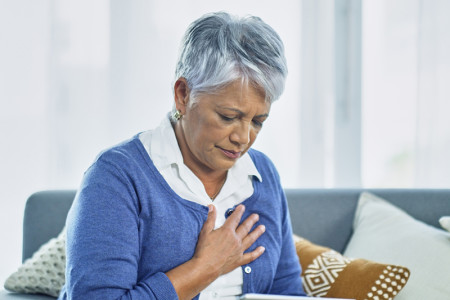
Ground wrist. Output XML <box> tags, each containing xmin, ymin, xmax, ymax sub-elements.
<box><xmin>165</xmin><ymin>256</ymin><xmax>220</xmax><ymax>300</ymax></box>
<box><xmin>190</xmin><ymin>255</ymin><xmax>221</xmax><ymax>281</ymax></box>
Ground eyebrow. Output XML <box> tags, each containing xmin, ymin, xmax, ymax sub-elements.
<box><xmin>222</xmin><ymin>107</ymin><xmax>269</xmax><ymax>118</ymax></box>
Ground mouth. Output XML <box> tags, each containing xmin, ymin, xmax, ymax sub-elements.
<box><xmin>218</xmin><ymin>147</ymin><xmax>242</xmax><ymax>159</ymax></box>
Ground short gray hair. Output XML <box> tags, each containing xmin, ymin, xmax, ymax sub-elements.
<box><xmin>174</xmin><ymin>11</ymin><xmax>287</xmax><ymax>104</ymax></box>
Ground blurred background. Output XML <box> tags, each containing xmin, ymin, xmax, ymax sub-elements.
<box><xmin>1</xmin><ymin>0</ymin><xmax>449</xmax><ymax>285</ymax></box>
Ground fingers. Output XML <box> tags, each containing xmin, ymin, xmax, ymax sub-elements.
<box><xmin>241</xmin><ymin>224</ymin><xmax>265</xmax><ymax>250</ymax></box>
<box><xmin>235</xmin><ymin>212</ymin><xmax>260</xmax><ymax>238</ymax></box>
<box><xmin>200</xmin><ymin>205</ymin><xmax>216</xmax><ymax>235</ymax></box>
<box><xmin>241</xmin><ymin>246</ymin><xmax>266</xmax><ymax>265</ymax></box>
<box><xmin>225</xmin><ymin>205</ymin><xmax>265</xmax><ymax>248</ymax></box>
<box><xmin>226</xmin><ymin>207</ymin><xmax>266</xmax><ymax>255</ymax></box>
<box><xmin>196</xmin><ymin>204</ymin><xmax>266</xmax><ymax>275</ymax></box>
<box><xmin>223</xmin><ymin>204</ymin><xmax>246</xmax><ymax>229</ymax></box>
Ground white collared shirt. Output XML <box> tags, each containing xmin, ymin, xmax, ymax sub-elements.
<box><xmin>138</xmin><ymin>115</ymin><xmax>262</xmax><ymax>299</ymax></box>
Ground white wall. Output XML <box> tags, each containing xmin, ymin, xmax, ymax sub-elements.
<box><xmin>0</xmin><ymin>0</ymin><xmax>302</xmax><ymax>287</ymax></box>
<box><xmin>0</xmin><ymin>0</ymin><xmax>52</xmax><ymax>285</ymax></box>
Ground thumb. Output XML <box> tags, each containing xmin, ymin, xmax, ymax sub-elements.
<box><xmin>201</xmin><ymin>204</ymin><xmax>217</xmax><ymax>234</ymax></box>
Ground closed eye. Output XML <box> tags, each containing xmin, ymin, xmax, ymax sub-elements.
<box><xmin>219</xmin><ymin>114</ymin><xmax>235</xmax><ymax>122</ymax></box>
<box><xmin>252</xmin><ymin>119</ymin><xmax>263</xmax><ymax>127</ymax></box>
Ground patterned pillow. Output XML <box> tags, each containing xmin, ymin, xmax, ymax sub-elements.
<box><xmin>4</xmin><ymin>228</ymin><xmax>66</xmax><ymax>297</ymax></box>
<box><xmin>294</xmin><ymin>236</ymin><xmax>410</xmax><ymax>300</ymax></box>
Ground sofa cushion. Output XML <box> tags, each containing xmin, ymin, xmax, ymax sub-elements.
<box><xmin>344</xmin><ymin>192</ymin><xmax>450</xmax><ymax>300</ymax></box>
<box><xmin>294</xmin><ymin>235</ymin><xmax>409</xmax><ymax>300</ymax></box>
<box><xmin>4</xmin><ymin>228</ymin><xmax>65</xmax><ymax>298</ymax></box>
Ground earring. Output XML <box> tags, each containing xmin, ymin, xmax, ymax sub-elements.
<box><xmin>173</xmin><ymin>110</ymin><xmax>182</xmax><ymax>121</ymax></box>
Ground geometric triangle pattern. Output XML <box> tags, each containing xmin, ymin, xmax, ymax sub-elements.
<box><xmin>302</xmin><ymin>250</ymin><xmax>353</xmax><ymax>297</ymax></box>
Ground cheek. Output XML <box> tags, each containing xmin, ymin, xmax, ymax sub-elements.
<box><xmin>192</xmin><ymin>117</ymin><xmax>226</xmax><ymax>148</ymax></box>
<box><xmin>207</xmin><ymin>117</ymin><xmax>232</xmax><ymax>138</ymax></box>
<box><xmin>188</xmin><ymin>111</ymin><xmax>213</xmax><ymax>137</ymax></box>
<box><xmin>247</xmin><ymin>128</ymin><xmax>260</xmax><ymax>146</ymax></box>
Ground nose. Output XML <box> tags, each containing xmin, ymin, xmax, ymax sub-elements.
<box><xmin>230</xmin><ymin>121</ymin><xmax>251</xmax><ymax>145</ymax></box>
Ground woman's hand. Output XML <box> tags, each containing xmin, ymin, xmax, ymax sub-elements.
<box><xmin>194</xmin><ymin>204</ymin><xmax>266</xmax><ymax>276</ymax></box>
<box><xmin>166</xmin><ymin>204</ymin><xmax>265</xmax><ymax>300</ymax></box>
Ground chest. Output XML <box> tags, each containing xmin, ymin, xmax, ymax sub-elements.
<box><xmin>134</xmin><ymin>189</ymin><xmax>285</xmax><ymax>292</ymax></box>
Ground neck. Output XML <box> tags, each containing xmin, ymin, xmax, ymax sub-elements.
<box><xmin>207</xmin><ymin>172</ymin><xmax>227</xmax><ymax>200</ymax></box>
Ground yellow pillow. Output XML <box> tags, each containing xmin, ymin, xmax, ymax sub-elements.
<box><xmin>294</xmin><ymin>236</ymin><xmax>410</xmax><ymax>300</ymax></box>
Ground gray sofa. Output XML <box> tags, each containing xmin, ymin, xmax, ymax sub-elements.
<box><xmin>2</xmin><ymin>189</ymin><xmax>449</xmax><ymax>299</ymax></box>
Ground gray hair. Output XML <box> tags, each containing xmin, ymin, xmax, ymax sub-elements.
<box><xmin>174</xmin><ymin>11</ymin><xmax>287</xmax><ymax>106</ymax></box>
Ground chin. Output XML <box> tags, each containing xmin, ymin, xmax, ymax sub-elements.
<box><xmin>212</xmin><ymin>160</ymin><xmax>236</xmax><ymax>172</ymax></box>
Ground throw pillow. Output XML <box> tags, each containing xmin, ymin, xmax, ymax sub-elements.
<box><xmin>4</xmin><ymin>228</ymin><xmax>66</xmax><ymax>297</ymax></box>
<box><xmin>439</xmin><ymin>216</ymin><xmax>450</xmax><ymax>232</ymax></box>
<box><xmin>344</xmin><ymin>192</ymin><xmax>450</xmax><ymax>300</ymax></box>
<box><xmin>295</xmin><ymin>236</ymin><xmax>410</xmax><ymax>300</ymax></box>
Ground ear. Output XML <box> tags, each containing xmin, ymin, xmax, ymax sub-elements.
<box><xmin>173</xmin><ymin>77</ymin><xmax>190</xmax><ymax>114</ymax></box>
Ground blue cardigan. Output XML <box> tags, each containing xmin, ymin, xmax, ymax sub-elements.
<box><xmin>59</xmin><ymin>136</ymin><xmax>305</xmax><ymax>299</ymax></box>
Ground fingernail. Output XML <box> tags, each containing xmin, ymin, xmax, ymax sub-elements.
<box><xmin>260</xmin><ymin>246</ymin><xmax>265</xmax><ymax>253</ymax></box>
<box><xmin>209</xmin><ymin>205</ymin><xmax>214</xmax><ymax>212</ymax></box>
<box><xmin>261</xmin><ymin>225</ymin><xmax>266</xmax><ymax>232</ymax></box>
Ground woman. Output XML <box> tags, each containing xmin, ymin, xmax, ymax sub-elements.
<box><xmin>59</xmin><ymin>12</ymin><xmax>306</xmax><ymax>300</ymax></box>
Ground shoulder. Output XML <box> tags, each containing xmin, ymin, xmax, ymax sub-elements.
<box><xmin>94</xmin><ymin>135</ymin><xmax>147</xmax><ymax>168</ymax></box>
<box><xmin>247</xmin><ymin>148</ymin><xmax>280</xmax><ymax>180</ymax></box>
<box><xmin>83</xmin><ymin>135</ymin><xmax>151</xmax><ymax>184</ymax></box>
<box><xmin>77</xmin><ymin>135</ymin><xmax>157</xmax><ymax>207</ymax></box>
<box><xmin>247</xmin><ymin>148</ymin><xmax>274</xmax><ymax>167</ymax></box>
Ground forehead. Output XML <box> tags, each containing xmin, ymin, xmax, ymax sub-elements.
<box><xmin>200</xmin><ymin>81</ymin><xmax>270</xmax><ymax>112</ymax></box>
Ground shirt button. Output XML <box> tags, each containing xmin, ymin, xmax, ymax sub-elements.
<box><xmin>244</xmin><ymin>266</ymin><xmax>252</xmax><ymax>274</ymax></box>
<box><xmin>225</xmin><ymin>207</ymin><xmax>235</xmax><ymax>218</ymax></box>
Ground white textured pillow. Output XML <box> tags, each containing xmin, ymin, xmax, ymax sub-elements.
<box><xmin>344</xmin><ymin>192</ymin><xmax>450</xmax><ymax>300</ymax></box>
<box><xmin>4</xmin><ymin>228</ymin><xmax>66</xmax><ymax>297</ymax></box>
<box><xmin>439</xmin><ymin>216</ymin><xmax>450</xmax><ymax>232</ymax></box>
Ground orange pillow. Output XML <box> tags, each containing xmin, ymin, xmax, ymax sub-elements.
<box><xmin>294</xmin><ymin>236</ymin><xmax>410</xmax><ymax>300</ymax></box>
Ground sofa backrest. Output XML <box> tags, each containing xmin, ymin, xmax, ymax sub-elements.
<box><xmin>22</xmin><ymin>189</ymin><xmax>450</xmax><ymax>261</ymax></box>
<box><xmin>23</xmin><ymin>190</ymin><xmax>76</xmax><ymax>262</ymax></box>
<box><xmin>286</xmin><ymin>188</ymin><xmax>450</xmax><ymax>252</ymax></box>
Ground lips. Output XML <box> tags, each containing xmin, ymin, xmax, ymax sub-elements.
<box><xmin>218</xmin><ymin>147</ymin><xmax>242</xmax><ymax>159</ymax></box>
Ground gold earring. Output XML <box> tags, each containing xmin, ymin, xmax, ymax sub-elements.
<box><xmin>173</xmin><ymin>110</ymin><xmax>182</xmax><ymax>120</ymax></box>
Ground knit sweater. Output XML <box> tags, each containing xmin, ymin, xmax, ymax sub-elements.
<box><xmin>58</xmin><ymin>136</ymin><xmax>305</xmax><ymax>299</ymax></box>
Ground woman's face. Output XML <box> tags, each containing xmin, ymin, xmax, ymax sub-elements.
<box><xmin>175</xmin><ymin>80</ymin><xmax>271</xmax><ymax>176</ymax></box>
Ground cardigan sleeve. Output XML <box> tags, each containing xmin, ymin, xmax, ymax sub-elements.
<box><xmin>268</xmin><ymin>187</ymin><xmax>306</xmax><ymax>296</ymax></box>
<box><xmin>59</xmin><ymin>152</ymin><xmax>178</xmax><ymax>300</ymax></box>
